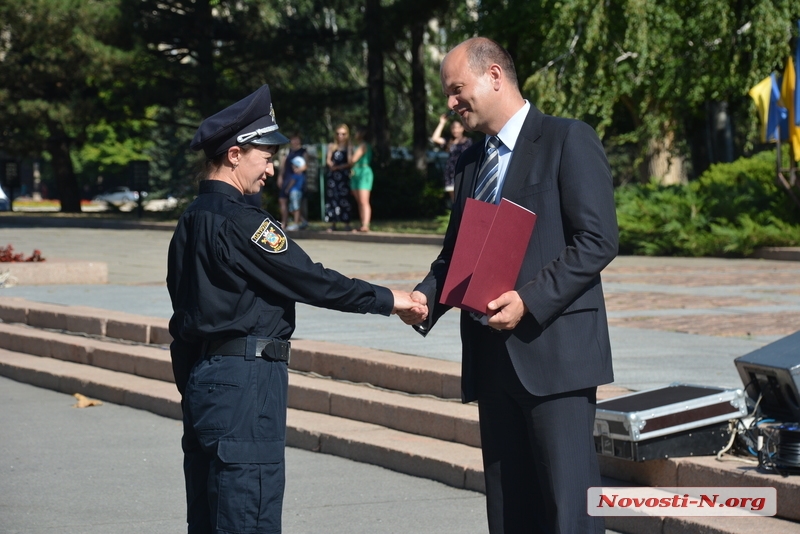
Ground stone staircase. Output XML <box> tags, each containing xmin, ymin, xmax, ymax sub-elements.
<box><xmin>0</xmin><ymin>296</ymin><xmax>799</xmax><ymax>533</ymax></box>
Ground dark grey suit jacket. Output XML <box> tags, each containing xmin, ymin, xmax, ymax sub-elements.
<box><xmin>415</xmin><ymin>105</ymin><xmax>618</xmax><ymax>403</ymax></box>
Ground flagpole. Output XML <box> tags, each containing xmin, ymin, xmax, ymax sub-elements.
<box><xmin>776</xmin><ymin>138</ymin><xmax>800</xmax><ymax>208</ymax></box>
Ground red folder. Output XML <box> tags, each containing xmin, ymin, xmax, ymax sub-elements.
<box><xmin>440</xmin><ymin>198</ymin><xmax>537</xmax><ymax>315</ymax></box>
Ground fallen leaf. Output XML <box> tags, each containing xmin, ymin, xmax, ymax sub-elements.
<box><xmin>73</xmin><ymin>393</ymin><xmax>103</xmax><ymax>408</ymax></box>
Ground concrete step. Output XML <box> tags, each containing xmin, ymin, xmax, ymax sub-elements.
<box><xmin>0</xmin><ymin>347</ymin><xmax>181</xmax><ymax>420</ymax></box>
<box><xmin>0</xmin><ymin>296</ymin><xmax>629</xmax><ymax>401</ymax></box>
<box><xmin>0</xmin><ymin>347</ymin><xmax>484</xmax><ymax>492</ymax></box>
<box><xmin>606</xmin><ymin>513</ymin><xmax>800</xmax><ymax>534</ymax></box>
<box><xmin>0</xmin><ymin>322</ymin><xmax>174</xmax><ymax>382</ymax></box>
<box><xmin>287</xmin><ymin>408</ymin><xmax>483</xmax><ymax>492</ymax></box>
<box><xmin>289</xmin><ymin>372</ymin><xmax>480</xmax><ymax>447</ymax></box>
<box><xmin>599</xmin><ymin>454</ymin><xmax>800</xmax><ymax>523</ymax></box>
<box><xmin>0</xmin><ymin>296</ymin><xmax>172</xmax><ymax>344</ymax></box>
<box><xmin>0</xmin><ymin>321</ymin><xmax>481</xmax><ymax>447</ymax></box>
<box><xmin>3</xmin><ymin>297</ymin><xmax>799</xmax><ymax>532</ymax></box>
<box><xmin>3</xmin><ymin>347</ymin><xmax>796</xmax><ymax>534</ymax></box>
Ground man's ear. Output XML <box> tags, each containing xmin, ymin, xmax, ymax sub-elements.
<box><xmin>489</xmin><ymin>64</ymin><xmax>503</xmax><ymax>90</ymax></box>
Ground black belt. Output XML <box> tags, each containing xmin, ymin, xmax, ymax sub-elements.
<box><xmin>205</xmin><ymin>337</ymin><xmax>291</xmax><ymax>363</ymax></box>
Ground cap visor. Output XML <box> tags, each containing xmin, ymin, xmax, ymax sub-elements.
<box><xmin>249</xmin><ymin>131</ymin><xmax>290</xmax><ymax>146</ymax></box>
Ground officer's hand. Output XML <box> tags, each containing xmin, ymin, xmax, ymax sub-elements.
<box><xmin>393</xmin><ymin>290</ymin><xmax>428</xmax><ymax>324</ymax></box>
<box><xmin>486</xmin><ymin>291</ymin><xmax>527</xmax><ymax>330</ymax></box>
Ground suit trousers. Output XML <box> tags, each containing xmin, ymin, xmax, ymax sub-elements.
<box><xmin>476</xmin><ymin>343</ymin><xmax>604</xmax><ymax>534</ymax></box>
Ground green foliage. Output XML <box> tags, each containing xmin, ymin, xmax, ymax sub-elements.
<box><xmin>371</xmin><ymin>159</ymin><xmax>447</xmax><ymax>220</ymax></box>
<box><xmin>691</xmin><ymin>149</ymin><xmax>799</xmax><ymax>225</ymax></box>
<box><xmin>476</xmin><ymin>0</ymin><xmax>800</xmax><ymax>178</ymax></box>
<box><xmin>0</xmin><ymin>0</ymin><xmax>136</xmax><ymax>150</ymax></box>
<box><xmin>435</xmin><ymin>211</ymin><xmax>451</xmax><ymax>234</ymax></box>
<box><xmin>0</xmin><ymin>0</ymin><xmax>142</xmax><ymax>210</ymax></box>
<box><xmin>616</xmin><ymin>149</ymin><xmax>800</xmax><ymax>256</ymax></box>
<box><xmin>616</xmin><ymin>181</ymin><xmax>711</xmax><ymax>256</ymax></box>
<box><xmin>71</xmin><ymin>117</ymin><xmax>156</xmax><ymax>191</ymax></box>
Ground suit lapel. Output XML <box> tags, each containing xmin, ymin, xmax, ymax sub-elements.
<box><xmin>459</xmin><ymin>146</ymin><xmax>481</xmax><ymax>202</ymax></box>
<box><xmin>502</xmin><ymin>106</ymin><xmax>544</xmax><ymax>196</ymax></box>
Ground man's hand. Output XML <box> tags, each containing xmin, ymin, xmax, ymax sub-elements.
<box><xmin>486</xmin><ymin>291</ymin><xmax>527</xmax><ymax>330</ymax></box>
<box><xmin>395</xmin><ymin>290</ymin><xmax>428</xmax><ymax>325</ymax></box>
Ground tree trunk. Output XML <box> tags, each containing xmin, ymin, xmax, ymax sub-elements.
<box><xmin>365</xmin><ymin>0</ymin><xmax>389</xmax><ymax>165</ymax></box>
<box><xmin>646</xmin><ymin>131</ymin><xmax>686</xmax><ymax>185</ymax></box>
<box><xmin>47</xmin><ymin>127</ymin><xmax>81</xmax><ymax>213</ymax></box>
<box><xmin>410</xmin><ymin>19</ymin><xmax>427</xmax><ymax>173</ymax></box>
<box><xmin>193</xmin><ymin>0</ymin><xmax>217</xmax><ymax>117</ymax></box>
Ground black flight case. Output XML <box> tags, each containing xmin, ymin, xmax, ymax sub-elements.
<box><xmin>593</xmin><ymin>383</ymin><xmax>748</xmax><ymax>461</ymax></box>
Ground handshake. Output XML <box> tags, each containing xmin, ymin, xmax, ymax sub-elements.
<box><xmin>390</xmin><ymin>290</ymin><xmax>429</xmax><ymax>325</ymax></box>
<box><xmin>389</xmin><ymin>288</ymin><xmax>528</xmax><ymax>331</ymax></box>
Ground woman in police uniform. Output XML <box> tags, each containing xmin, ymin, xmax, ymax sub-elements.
<box><xmin>167</xmin><ymin>85</ymin><xmax>423</xmax><ymax>534</ymax></box>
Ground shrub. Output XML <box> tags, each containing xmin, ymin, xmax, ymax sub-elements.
<box><xmin>691</xmin><ymin>150</ymin><xmax>800</xmax><ymax>226</ymax></box>
<box><xmin>371</xmin><ymin>159</ymin><xmax>447</xmax><ymax>220</ymax></box>
<box><xmin>616</xmin><ymin>149</ymin><xmax>800</xmax><ymax>256</ymax></box>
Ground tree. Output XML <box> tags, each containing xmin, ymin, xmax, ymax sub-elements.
<box><xmin>0</xmin><ymin>0</ymin><xmax>139</xmax><ymax>212</ymax></box>
<box><xmin>365</xmin><ymin>0</ymin><xmax>390</xmax><ymax>163</ymax></box>
<box><xmin>474</xmin><ymin>0</ymin><xmax>800</xmax><ymax>183</ymax></box>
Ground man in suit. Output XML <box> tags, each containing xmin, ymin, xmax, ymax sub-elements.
<box><xmin>398</xmin><ymin>37</ymin><xmax>618</xmax><ymax>533</ymax></box>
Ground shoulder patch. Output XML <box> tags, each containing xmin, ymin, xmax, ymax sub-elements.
<box><xmin>251</xmin><ymin>219</ymin><xmax>288</xmax><ymax>254</ymax></box>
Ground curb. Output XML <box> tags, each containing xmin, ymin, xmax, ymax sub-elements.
<box><xmin>0</xmin><ymin>214</ymin><xmax>444</xmax><ymax>245</ymax></box>
<box><xmin>0</xmin><ymin>260</ymin><xmax>108</xmax><ymax>285</ymax></box>
<box><xmin>753</xmin><ymin>247</ymin><xmax>800</xmax><ymax>262</ymax></box>
<box><xmin>0</xmin><ymin>214</ymin><xmax>177</xmax><ymax>231</ymax></box>
<box><xmin>286</xmin><ymin>230</ymin><xmax>443</xmax><ymax>246</ymax></box>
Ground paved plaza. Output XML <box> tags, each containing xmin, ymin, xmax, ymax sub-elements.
<box><xmin>1</xmin><ymin>224</ymin><xmax>796</xmax><ymax>392</ymax></box>
<box><xmin>2</xmin><ymin>220</ymin><xmax>800</xmax><ymax>533</ymax></box>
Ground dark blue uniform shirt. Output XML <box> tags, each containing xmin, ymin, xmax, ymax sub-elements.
<box><xmin>167</xmin><ymin>179</ymin><xmax>393</xmax><ymax>393</ymax></box>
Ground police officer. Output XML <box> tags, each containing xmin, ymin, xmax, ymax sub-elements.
<box><xmin>167</xmin><ymin>85</ymin><xmax>423</xmax><ymax>534</ymax></box>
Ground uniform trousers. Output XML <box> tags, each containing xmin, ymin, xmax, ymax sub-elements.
<box><xmin>476</xmin><ymin>345</ymin><xmax>604</xmax><ymax>534</ymax></box>
<box><xmin>182</xmin><ymin>353</ymin><xmax>288</xmax><ymax>534</ymax></box>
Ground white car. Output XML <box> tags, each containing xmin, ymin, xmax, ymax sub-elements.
<box><xmin>93</xmin><ymin>187</ymin><xmax>147</xmax><ymax>205</ymax></box>
<box><xmin>0</xmin><ymin>183</ymin><xmax>10</xmax><ymax>211</ymax></box>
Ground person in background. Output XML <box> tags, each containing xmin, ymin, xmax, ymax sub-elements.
<box><xmin>167</xmin><ymin>85</ymin><xmax>426</xmax><ymax>534</ymax></box>
<box><xmin>324</xmin><ymin>124</ymin><xmax>352</xmax><ymax>232</ymax></box>
<box><xmin>430</xmin><ymin>112</ymin><xmax>472</xmax><ymax>204</ymax></box>
<box><xmin>283</xmin><ymin>155</ymin><xmax>306</xmax><ymax>231</ymax></box>
<box><xmin>278</xmin><ymin>133</ymin><xmax>307</xmax><ymax>228</ymax></box>
<box><xmin>349</xmin><ymin>126</ymin><xmax>374</xmax><ymax>233</ymax></box>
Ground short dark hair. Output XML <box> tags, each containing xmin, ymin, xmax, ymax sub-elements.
<box><xmin>199</xmin><ymin>143</ymin><xmax>258</xmax><ymax>180</ymax></box>
<box><xmin>463</xmin><ymin>37</ymin><xmax>518</xmax><ymax>89</ymax></box>
<box><xmin>356</xmin><ymin>125</ymin><xmax>373</xmax><ymax>144</ymax></box>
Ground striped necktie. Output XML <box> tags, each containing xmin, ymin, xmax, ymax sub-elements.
<box><xmin>474</xmin><ymin>135</ymin><xmax>502</xmax><ymax>203</ymax></box>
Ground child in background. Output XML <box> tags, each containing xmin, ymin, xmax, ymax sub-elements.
<box><xmin>283</xmin><ymin>155</ymin><xmax>307</xmax><ymax>231</ymax></box>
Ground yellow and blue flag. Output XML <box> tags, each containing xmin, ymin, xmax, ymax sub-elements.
<box><xmin>779</xmin><ymin>56</ymin><xmax>800</xmax><ymax>160</ymax></box>
<box><xmin>795</xmin><ymin>20</ymin><xmax>800</xmax><ymax>127</ymax></box>
<box><xmin>749</xmin><ymin>73</ymin><xmax>788</xmax><ymax>143</ymax></box>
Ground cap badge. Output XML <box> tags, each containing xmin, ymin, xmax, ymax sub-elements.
<box><xmin>270</xmin><ymin>104</ymin><xmax>277</xmax><ymax>125</ymax></box>
<box><xmin>251</xmin><ymin>218</ymin><xmax>288</xmax><ymax>254</ymax></box>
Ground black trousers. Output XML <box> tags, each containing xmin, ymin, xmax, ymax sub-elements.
<box><xmin>182</xmin><ymin>354</ymin><xmax>288</xmax><ymax>534</ymax></box>
<box><xmin>476</xmin><ymin>347</ymin><xmax>604</xmax><ymax>534</ymax></box>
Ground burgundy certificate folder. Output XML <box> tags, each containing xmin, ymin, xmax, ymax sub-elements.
<box><xmin>440</xmin><ymin>198</ymin><xmax>537</xmax><ymax>315</ymax></box>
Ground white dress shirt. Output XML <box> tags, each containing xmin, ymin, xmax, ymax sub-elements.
<box><xmin>482</xmin><ymin>100</ymin><xmax>530</xmax><ymax>203</ymax></box>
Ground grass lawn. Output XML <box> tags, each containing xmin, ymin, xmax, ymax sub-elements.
<box><xmin>304</xmin><ymin>218</ymin><xmax>445</xmax><ymax>234</ymax></box>
<box><xmin>6</xmin><ymin>200</ymin><xmax>449</xmax><ymax>235</ymax></box>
